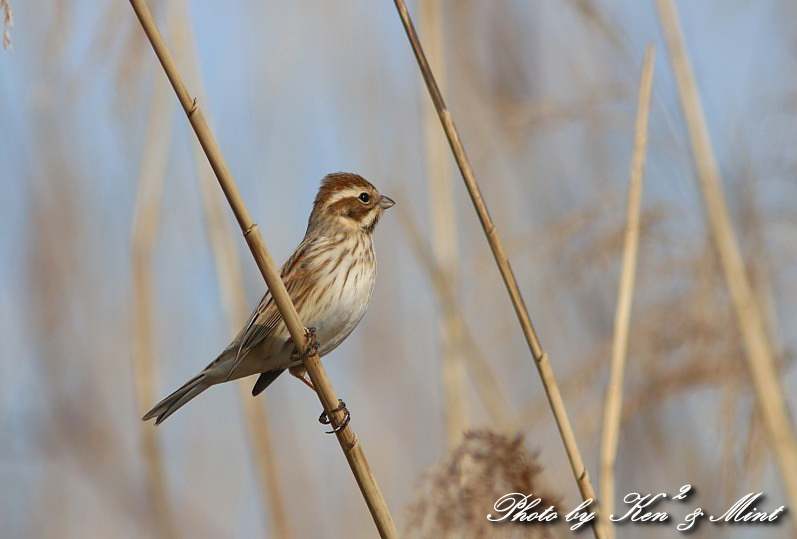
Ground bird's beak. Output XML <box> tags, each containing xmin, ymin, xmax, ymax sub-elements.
<box><xmin>379</xmin><ymin>195</ymin><xmax>395</xmax><ymax>210</ymax></box>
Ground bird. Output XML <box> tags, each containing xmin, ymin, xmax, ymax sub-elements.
<box><xmin>143</xmin><ymin>172</ymin><xmax>395</xmax><ymax>425</ymax></box>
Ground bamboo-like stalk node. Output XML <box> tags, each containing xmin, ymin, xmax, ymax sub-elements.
<box><xmin>127</xmin><ymin>1</ymin><xmax>397</xmax><ymax>537</ymax></box>
<box><xmin>390</xmin><ymin>1</ymin><xmax>605</xmax><ymax>538</ymax></box>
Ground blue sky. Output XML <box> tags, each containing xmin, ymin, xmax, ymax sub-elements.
<box><xmin>1</xmin><ymin>1</ymin><xmax>796</xmax><ymax>538</ymax></box>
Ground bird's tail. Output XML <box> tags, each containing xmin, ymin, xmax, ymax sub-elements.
<box><xmin>142</xmin><ymin>371</ymin><xmax>211</xmax><ymax>425</ymax></box>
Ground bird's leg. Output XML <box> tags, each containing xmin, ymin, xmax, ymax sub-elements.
<box><xmin>290</xmin><ymin>326</ymin><xmax>319</xmax><ymax>362</ymax></box>
<box><xmin>319</xmin><ymin>399</ymin><xmax>351</xmax><ymax>434</ymax></box>
<box><xmin>286</xmin><ymin>327</ymin><xmax>348</xmax><ymax>433</ymax></box>
<box><xmin>288</xmin><ymin>365</ymin><xmax>315</xmax><ymax>391</ymax></box>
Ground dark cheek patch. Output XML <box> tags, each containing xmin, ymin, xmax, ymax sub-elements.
<box><xmin>345</xmin><ymin>205</ymin><xmax>371</xmax><ymax>222</ymax></box>
<box><xmin>329</xmin><ymin>198</ymin><xmax>372</xmax><ymax>223</ymax></box>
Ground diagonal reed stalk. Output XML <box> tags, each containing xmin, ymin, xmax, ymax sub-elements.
<box><xmin>194</xmin><ymin>151</ymin><xmax>293</xmax><ymax>539</ymax></box>
<box><xmin>655</xmin><ymin>0</ymin><xmax>797</xmax><ymax>511</ymax></box>
<box><xmin>397</xmin><ymin>204</ymin><xmax>514</xmax><ymax>432</ymax></box>
<box><xmin>190</xmin><ymin>91</ymin><xmax>294</xmax><ymax>539</ymax></box>
<box><xmin>193</xmin><ymin>114</ymin><xmax>294</xmax><ymax>539</ymax></box>
<box><xmin>130</xmin><ymin>65</ymin><xmax>178</xmax><ymax>539</ymax></box>
<box><xmin>419</xmin><ymin>0</ymin><xmax>468</xmax><ymax>449</ymax></box>
<box><xmin>391</xmin><ymin>2</ymin><xmax>605</xmax><ymax>537</ymax></box>
<box><xmin>166</xmin><ymin>1</ymin><xmax>292</xmax><ymax>534</ymax></box>
<box><xmin>598</xmin><ymin>45</ymin><xmax>654</xmax><ymax>535</ymax></box>
<box><xmin>127</xmin><ymin>1</ymin><xmax>398</xmax><ymax>537</ymax></box>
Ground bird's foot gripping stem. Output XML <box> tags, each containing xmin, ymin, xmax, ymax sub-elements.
<box><xmin>290</xmin><ymin>327</ymin><xmax>318</xmax><ymax>362</ymax></box>
<box><xmin>319</xmin><ymin>399</ymin><xmax>350</xmax><ymax>434</ymax></box>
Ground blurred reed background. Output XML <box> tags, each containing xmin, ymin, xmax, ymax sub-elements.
<box><xmin>1</xmin><ymin>1</ymin><xmax>796</xmax><ymax>538</ymax></box>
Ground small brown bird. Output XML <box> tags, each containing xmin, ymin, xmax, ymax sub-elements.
<box><xmin>143</xmin><ymin>172</ymin><xmax>394</xmax><ymax>424</ymax></box>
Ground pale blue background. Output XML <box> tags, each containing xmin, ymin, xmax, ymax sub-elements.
<box><xmin>1</xmin><ymin>1</ymin><xmax>795</xmax><ymax>538</ymax></box>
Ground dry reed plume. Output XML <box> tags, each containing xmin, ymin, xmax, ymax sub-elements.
<box><xmin>391</xmin><ymin>1</ymin><xmax>605</xmax><ymax>536</ymax></box>
<box><xmin>655</xmin><ymin>0</ymin><xmax>797</xmax><ymax>512</ymax></box>
<box><xmin>404</xmin><ymin>430</ymin><xmax>557</xmax><ymax>539</ymax></box>
<box><xmin>6</xmin><ymin>2</ymin><xmax>796</xmax><ymax>538</ymax></box>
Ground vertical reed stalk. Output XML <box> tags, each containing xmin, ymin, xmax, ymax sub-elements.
<box><xmin>398</xmin><ymin>205</ymin><xmax>514</xmax><ymax>432</ymax></box>
<box><xmin>193</xmin><ymin>122</ymin><xmax>294</xmax><ymax>539</ymax></box>
<box><xmin>655</xmin><ymin>0</ymin><xmax>797</xmax><ymax>510</ymax></box>
<box><xmin>194</xmin><ymin>137</ymin><xmax>294</xmax><ymax>539</ymax></box>
<box><xmin>167</xmin><ymin>1</ymin><xmax>292</xmax><ymax>534</ymax></box>
<box><xmin>127</xmin><ymin>1</ymin><xmax>397</xmax><ymax>536</ymax></box>
<box><xmin>419</xmin><ymin>0</ymin><xmax>467</xmax><ymax>448</ymax></box>
<box><xmin>130</xmin><ymin>67</ymin><xmax>178</xmax><ymax>539</ymax></box>
<box><xmin>598</xmin><ymin>45</ymin><xmax>654</xmax><ymax>534</ymax></box>
<box><xmin>391</xmin><ymin>2</ymin><xmax>606</xmax><ymax>537</ymax></box>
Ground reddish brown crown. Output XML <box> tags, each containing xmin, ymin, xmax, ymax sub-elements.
<box><xmin>314</xmin><ymin>172</ymin><xmax>377</xmax><ymax>207</ymax></box>
<box><xmin>307</xmin><ymin>172</ymin><xmax>389</xmax><ymax>235</ymax></box>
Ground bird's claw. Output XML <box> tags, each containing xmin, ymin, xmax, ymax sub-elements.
<box><xmin>291</xmin><ymin>327</ymin><xmax>318</xmax><ymax>362</ymax></box>
<box><xmin>319</xmin><ymin>399</ymin><xmax>350</xmax><ymax>434</ymax></box>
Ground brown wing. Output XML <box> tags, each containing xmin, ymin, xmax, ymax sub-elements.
<box><xmin>227</xmin><ymin>237</ymin><xmax>317</xmax><ymax>377</ymax></box>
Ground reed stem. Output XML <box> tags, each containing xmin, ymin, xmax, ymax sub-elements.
<box><xmin>130</xmin><ymin>65</ymin><xmax>178</xmax><ymax>539</ymax></box>
<box><xmin>419</xmin><ymin>0</ymin><xmax>467</xmax><ymax>449</ymax></box>
<box><xmin>598</xmin><ymin>45</ymin><xmax>654</xmax><ymax>535</ymax></box>
<box><xmin>391</xmin><ymin>1</ymin><xmax>605</xmax><ymax>537</ymax></box>
<box><xmin>128</xmin><ymin>1</ymin><xmax>397</xmax><ymax>536</ymax></box>
<box><xmin>655</xmin><ymin>0</ymin><xmax>797</xmax><ymax>511</ymax></box>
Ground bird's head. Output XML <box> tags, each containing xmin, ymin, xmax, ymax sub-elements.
<box><xmin>308</xmin><ymin>172</ymin><xmax>395</xmax><ymax>235</ymax></box>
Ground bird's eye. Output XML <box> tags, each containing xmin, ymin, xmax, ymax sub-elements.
<box><xmin>358</xmin><ymin>192</ymin><xmax>370</xmax><ymax>203</ymax></box>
